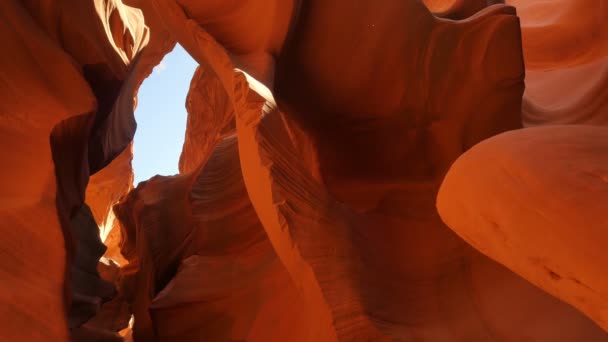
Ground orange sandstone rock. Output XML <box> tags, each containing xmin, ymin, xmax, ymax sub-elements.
<box><xmin>3</xmin><ymin>0</ymin><xmax>607</xmax><ymax>340</ymax></box>
<box><xmin>178</xmin><ymin>67</ymin><xmax>235</xmax><ymax>174</ymax></box>
<box><xmin>0</xmin><ymin>2</ymin><xmax>95</xmax><ymax>339</ymax></box>
<box><xmin>87</xmin><ymin>144</ymin><xmax>134</xmax><ymax>266</ymax></box>
<box><xmin>507</xmin><ymin>0</ymin><xmax>608</xmax><ymax>125</ymax></box>
<box><xmin>1</xmin><ymin>0</ymin><xmax>147</xmax><ymax>340</ymax></box>
<box><xmin>235</xmin><ymin>77</ymin><xmax>608</xmax><ymax>341</ymax></box>
<box><xmin>438</xmin><ymin>125</ymin><xmax>608</xmax><ymax>331</ymax></box>
<box><xmin>115</xmin><ymin>133</ymin><xmax>309</xmax><ymax>341</ymax></box>
<box><xmin>424</xmin><ymin>0</ymin><xmax>504</xmax><ymax>19</ymax></box>
<box><xmin>135</xmin><ymin>1</ymin><xmax>606</xmax><ymax>339</ymax></box>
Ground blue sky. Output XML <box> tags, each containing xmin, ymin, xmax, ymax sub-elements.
<box><xmin>133</xmin><ymin>44</ymin><xmax>197</xmax><ymax>184</ymax></box>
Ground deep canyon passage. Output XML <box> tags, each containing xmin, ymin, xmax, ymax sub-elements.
<box><xmin>0</xmin><ymin>0</ymin><xmax>607</xmax><ymax>341</ymax></box>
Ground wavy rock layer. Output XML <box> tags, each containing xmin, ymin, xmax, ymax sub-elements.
<box><xmin>0</xmin><ymin>0</ymin><xmax>148</xmax><ymax>340</ymax></box>
<box><xmin>437</xmin><ymin>0</ymin><xmax>608</xmax><ymax>335</ymax></box>
<box><xmin>108</xmin><ymin>0</ymin><xmax>607</xmax><ymax>340</ymax></box>
<box><xmin>424</xmin><ymin>0</ymin><xmax>504</xmax><ymax>19</ymax></box>
<box><xmin>3</xmin><ymin>0</ymin><xmax>608</xmax><ymax>341</ymax></box>
<box><xmin>114</xmin><ymin>131</ymin><xmax>309</xmax><ymax>341</ymax></box>
<box><xmin>87</xmin><ymin>143</ymin><xmax>134</xmax><ymax>266</ymax></box>
<box><xmin>235</xmin><ymin>76</ymin><xmax>607</xmax><ymax>342</ymax></box>
<box><xmin>506</xmin><ymin>0</ymin><xmax>608</xmax><ymax>125</ymax></box>
<box><xmin>0</xmin><ymin>3</ymin><xmax>92</xmax><ymax>338</ymax></box>
<box><xmin>178</xmin><ymin>67</ymin><xmax>235</xmax><ymax>174</ymax></box>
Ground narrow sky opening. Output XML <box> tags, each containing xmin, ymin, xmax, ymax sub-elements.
<box><xmin>132</xmin><ymin>44</ymin><xmax>197</xmax><ymax>185</ymax></box>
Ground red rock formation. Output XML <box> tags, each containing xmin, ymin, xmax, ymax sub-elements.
<box><xmin>87</xmin><ymin>144</ymin><xmax>134</xmax><ymax>265</ymax></box>
<box><xmin>0</xmin><ymin>0</ymin><xmax>148</xmax><ymax>340</ymax></box>
<box><xmin>123</xmin><ymin>0</ymin><xmax>177</xmax><ymax>91</ymax></box>
<box><xmin>2</xmin><ymin>0</ymin><xmax>607</xmax><ymax>340</ymax></box>
<box><xmin>424</xmin><ymin>0</ymin><xmax>504</xmax><ymax>19</ymax></box>
<box><xmin>178</xmin><ymin>67</ymin><xmax>235</xmax><ymax>174</ymax></box>
<box><xmin>114</xmin><ymin>132</ymin><xmax>310</xmax><ymax>341</ymax></box>
<box><xmin>437</xmin><ymin>0</ymin><xmax>608</xmax><ymax>335</ymax></box>
<box><xmin>107</xmin><ymin>0</ymin><xmax>605</xmax><ymax>340</ymax></box>
<box><xmin>235</xmin><ymin>74</ymin><xmax>608</xmax><ymax>342</ymax></box>
<box><xmin>506</xmin><ymin>0</ymin><xmax>608</xmax><ymax>125</ymax></box>
<box><xmin>437</xmin><ymin>125</ymin><xmax>608</xmax><ymax>331</ymax></box>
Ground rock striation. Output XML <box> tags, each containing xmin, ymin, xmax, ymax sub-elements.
<box><xmin>1</xmin><ymin>0</ymin><xmax>607</xmax><ymax>341</ymax></box>
<box><xmin>0</xmin><ymin>0</ymin><xmax>148</xmax><ymax>340</ymax></box>
<box><xmin>110</xmin><ymin>0</ymin><xmax>606</xmax><ymax>340</ymax></box>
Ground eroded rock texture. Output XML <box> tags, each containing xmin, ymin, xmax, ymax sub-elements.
<box><xmin>115</xmin><ymin>132</ymin><xmax>310</xmax><ymax>341</ymax></box>
<box><xmin>87</xmin><ymin>144</ymin><xmax>134</xmax><ymax>265</ymax></box>
<box><xmin>2</xmin><ymin>0</ymin><xmax>607</xmax><ymax>341</ymax></box>
<box><xmin>0</xmin><ymin>0</ymin><xmax>150</xmax><ymax>340</ymax></box>
<box><xmin>178</xmin><ymin>67</ymin><xmax>236</xmax><ymax>174</ymax></box>
<box><xmin>106</xmin><ymin>0</ymin><xmax>606</xmax><ymax>340</ymax></box>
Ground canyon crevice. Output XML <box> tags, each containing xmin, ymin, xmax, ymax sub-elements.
<box><xmin>1</xmin><ymin>0</ymin><xmax>607</xmax><ymax>341</ymax></box>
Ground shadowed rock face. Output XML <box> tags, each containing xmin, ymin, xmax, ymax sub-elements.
<box><xmin>1</xmin><ymin>0</ymin><xmax>607</xmax><ymax>341</ymax></box>
<box><xmin>0</xmin><ymin>0</ymin><xmax>149</xmax><ymax>340</ymax></box>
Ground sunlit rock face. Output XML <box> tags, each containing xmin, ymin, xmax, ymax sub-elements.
<box><xmin>87</xmin><ymin>144</ymin><xmax>134</xmax><ymax>266</ymax></box>
<box><xmin>438</xmin><ymin>125</ymin><xmax>608</xmax><ymax>332</ymax></box>
<box><xmin>1</xmin><ymin>0</ymin><xmax>607</xmax><ymax>341</ymax></box>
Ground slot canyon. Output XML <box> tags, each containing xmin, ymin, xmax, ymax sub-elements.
<box><xmin>0</xmin><ymin>0</ymin><xmax>607</xmax><ymax>341</ymax></box>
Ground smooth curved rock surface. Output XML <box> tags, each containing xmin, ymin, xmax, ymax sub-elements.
<box><xmin>236</xmin><ymin>78</ymin><xmax>608</xmax><ymax>341</ymax></box>
<box><xmin>3</xmin><ymin>0</ymin><xmax>607</xmax><ymax>340</ymax></box>
<box><xmin>87</xmin><ymin>143</ymin><xmax>134</xmax><ymax>266</ymax></box>
<box><xmin>438</xmin><ymin>125</ymin><xmax>608</xmax><ymax>331</ymax></box>
<box><xmin>506</xmin><ymin>0</ymin><xmax>608</xmax><ymax>125</ymax></box>
<box><xmin>1</xmin><ymin>0</ymin><xmax>147</xmax><ymax>340</ymax></box>
<box><xmin>153</xmin><ymin>0</ymin><xmax>526</xmax><ymax>185</ymax></box>
<box><xmin>1</xmin><ymin>1</ymin><xmax>95</xmax><ymax>339</ymax></box>
<box><xmin>523</xmin><ymin>55</ymin><xmax>608</xmax><ymax>126</ymax></box>
<box><xmin>424</xmin><ymin>0</ymin><xmax>504</xmax><ymax>19</ymax></box>
<box><xmin>507</xmin><ymin>0</ymin><xmax>608</xmax><ymax>69</ymax></box>
<box><xmin>139</xmin><ymin>2</ymin><xmax>606</xmax><ymax>339</ymax></box>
